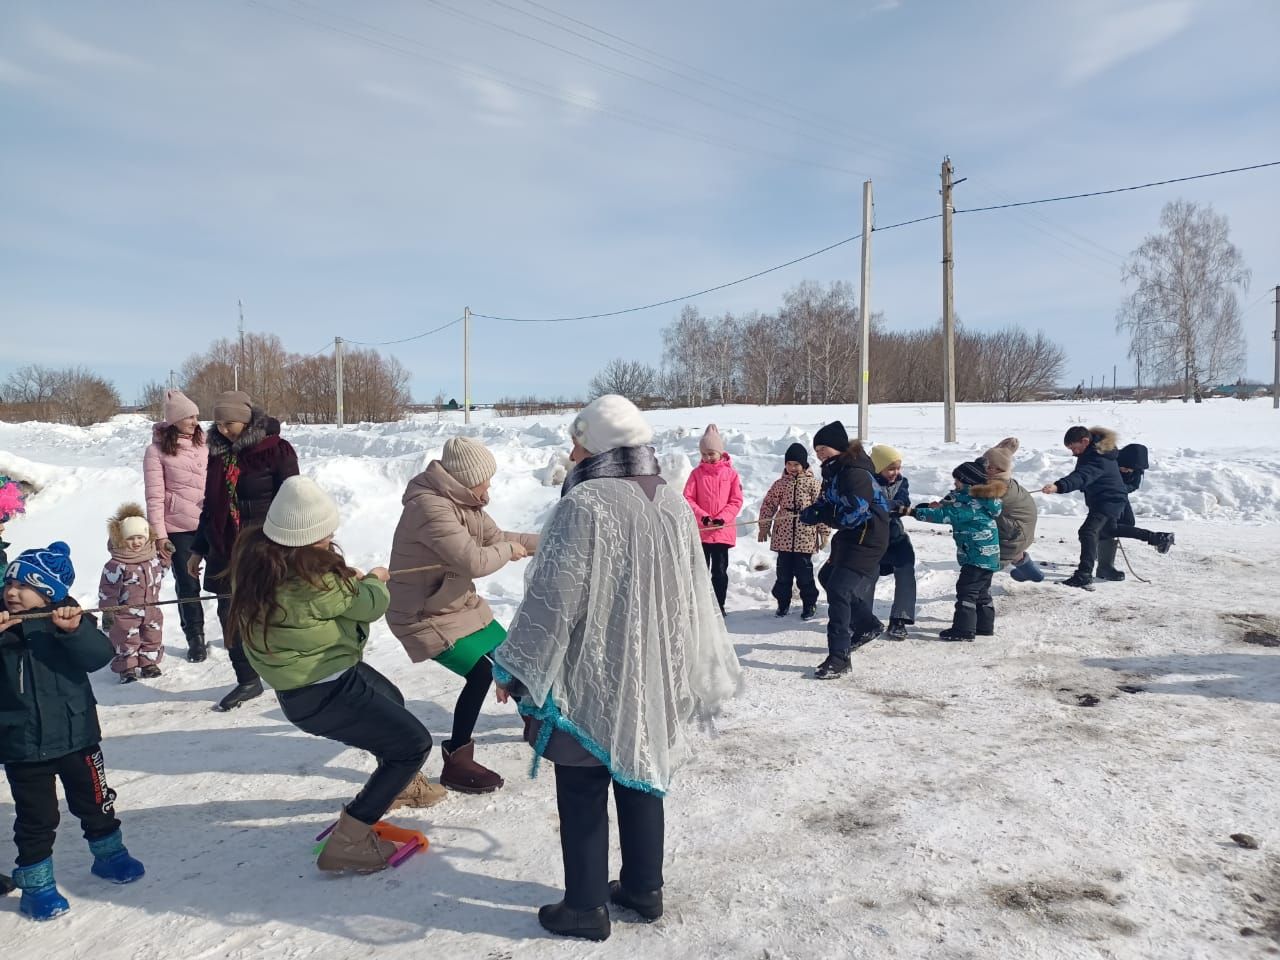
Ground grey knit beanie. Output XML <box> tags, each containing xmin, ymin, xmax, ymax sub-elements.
<box><xmin>263</xmin><ymin>476</ymin><xmax>340</xmax><ymax>547</ymax></box>
<box><xmin>213</xmin><ymin>390</ymin><xmax>252</xmax><ymax>424</ymax></box>
<box><xmin>440</xmin><ymin>436</ymin><xmax>498</xmax><ymax>488</ymax></box>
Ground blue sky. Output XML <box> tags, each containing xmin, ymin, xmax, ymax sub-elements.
<box><xmin>2</xmin><ymin>0</ymin><xmax>1278</xmax><ymax>405</ymax></box>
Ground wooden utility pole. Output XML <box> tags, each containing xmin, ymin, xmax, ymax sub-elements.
<box><xmin>463</xmin><ymin>306</ymin><xmax>472</xmax><ymax>425</ymax></box>
<box><xmin>1272</xmin><ymin>285</ymin><xmax>1279</xmax><ymax>410</ymax></box>
<box><xmin>941</xmin><ymin>158</ymin><xmax>958</xmax><ymax>442</ymax></box>
<box><xmin>857</xmin><ymin>179</ymin><xmax>873</xmax><ymax>441</ymax></box>
<box><xmin>334</xmin><ymin>336</ymin><xmax>345</xmax><ymax>428</ymax></box>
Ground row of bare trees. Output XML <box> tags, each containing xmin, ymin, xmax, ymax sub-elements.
<box><xmin>1</xmin><ymin>366</ymin><xmax>122</xmax><ymax>426</ymax></box>
<box><xmin>173</xmin><ymin>333</ymin><xmax>411</xmax><ymax>424</ymax></box>
<box><xmin>589</xmin><ymin>281</ymin><xmax>1066</xmax><ymax>406</ymax></box>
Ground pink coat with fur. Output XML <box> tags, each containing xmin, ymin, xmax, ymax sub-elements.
<box><xmin>143</xmin><ymin>423</ymin><xmax>209</xmax><ymax>538</ymax></box>
<box><xmin>683</xmin><ymin>454</ymin><xmax>744</xmax><ymax>546</ymax></box>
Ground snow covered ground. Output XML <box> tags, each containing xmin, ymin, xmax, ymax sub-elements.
<box><xmin>2</xmin><ymin>399</ymin><xmax>1279</xmax><ymax>959</ymax></box>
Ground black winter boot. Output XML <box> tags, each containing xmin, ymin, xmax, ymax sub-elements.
<box><xmin>216</xmin><ymin>679</ymin><xmax>264</xmax><ymax>711</ymax></box>
<box><xmin>849</xmin><ymin>619</ymin><xmax>884</xmax><ymax>651</ymax></box>
<box><xmin>940</xmin><ymin>602</ymin><xmax>977</xmax><ymax>642</ymax></box>
<box><xmin>774</xmin><ymin>601</ymin><xmax>790</xmax><ymax>618</ymax></box>
<box><xmin>186</xmin><ymin>632</ymin><xmax>208</xmax><ymax>663</ymax></box>
<box><xmin>1062</xmin><ymin>571</ymin><xmax>1095</xmax><ymax>590</ymax></box>
<box><xmin>814</xmin><ymin>653</ymin><xmax>851</xmax><ymax>680</ymax></box>
<box><xmin>538</xmin><ymin>901</ymin><xmax>611</xmax><ymax>941</ymax></box>
<box><xmin>975</xmin><ymin>604</ymin><xmax>995</xmax><ymax>637</ymax></box>
<box><xmin>1152</xmin><ymin>532</ymin><xmax>1175</xmax><ymax>554</ymax></box>
<box><xmin>1</xmin><ymin>873</ymin><xmax>14</xmax><ymax>895</ymax></box>
<box><xmin>1095</xmin><ymin>540</ymin><xmax>1125</xmax><ymax>581</ymax></box>
<box><xmin>800</xmin><ymin>603</ymin><xmax>817</xmax><ymax>621</ymax></box>
<box><xmin>885</xmin><ymin>618</ymin><xmax>909</xmax><ymax>641</ymax></box>
<box><xmin>609</xmin><ymin>880</ymin><xmax>662</xmax><ymax>921</ymax></box>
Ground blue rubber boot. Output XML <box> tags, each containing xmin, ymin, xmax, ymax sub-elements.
<box><xmin>1009</xmin><ymin>553</ymin><xmax>1044</xmax><ymax>583</ymax></box>
<box><xmin>12</xmin><ymin>858</ymin><xmax>70</xmax><ymax>921</ymax></box>
<box><xmin>89</xmin><ymin>831</ymin><xmax>145</xmax><ymax>884</ymax></box>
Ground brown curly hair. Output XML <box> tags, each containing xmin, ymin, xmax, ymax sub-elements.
<box><xmin>227</xmin><ymin>524</ymin><xmax>357</xmax><ymax>651</ymax></box>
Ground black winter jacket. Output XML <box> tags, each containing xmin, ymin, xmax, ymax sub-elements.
<box><xmin>0</xmin><ymin>605</ymin><xmax>113</xmax><ymax>763</ymax></box>
<box><xmin>1053</xmin><ymin>427</ymin><xmax>1128</xmax><ymax>519</ymax></box>
<box><xmin>813</xmin><ymin>447</ymin><xmax>889</xmax><ymax>577</ymax></box>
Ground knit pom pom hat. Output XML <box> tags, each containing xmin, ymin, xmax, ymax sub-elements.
<box><xmin>699</xmin><ymin>424</ymin><xmax>726</xmax><ymax>456</ymax></box>
<box><xmin>0</xmin><ymin>476</ymin><xmax>26</xmax><ymax>524</ymax></box>
<box><xmin>570</xmin><ymin>395</ymin><xmax>654</xmax><ymax>455</ymax></box>
<box><xmin>440</xmin><ymin>436</ymin><xmax>498</xmax><ymax>488</ymax></box>
<box><xmin>5</xmin><ymin>541</ymin><xmax>75</xmax><ymax>602</ymax></box>
<box><xmin>263</xmin><ymin>476</ymin><xmax>341</xmax><ymax>547</ymax></box>
<box><xmin>982</xmin><ymin>438</ymin><xmax>1018</xmax><ymax>480</ymax></box>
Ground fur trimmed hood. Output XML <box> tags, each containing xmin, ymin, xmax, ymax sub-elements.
<box><xmin>1089</xmin><ymin>426</ymin><xmax>1119</xmax><ymax>453</ymax></box>
<box><xmin>107</xmin><ymin>502</ymin><xmax>157</xmax><ymax>563</ymax></box>
<box><xmin>968</xmin><ymin>479</ymin><xmax>1008</xmax><ymax>501</ymax></box>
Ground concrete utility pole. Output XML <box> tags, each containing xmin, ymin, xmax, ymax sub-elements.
<box><xmin>334</xmin><ymin>336</ymin><xmax>345</xmax><ymax>428</ymax></box>
<box><xmin>463</xmin><ymin>306</ymin><xmax>472</xmax><ymax>425</ymax></box>
<box><xmin>941</xmin><ymin>158</ymin><xmax>959</xmax><ymax>442</ymax></box>
<box><xmin>169</xmin><ymin>370</ymin><xmax>177</xmax><ymax>390</ymax></box>
<box><xmin>857</xmin><ymin>179</ymin><xmax>873</xmax><ymax>441</ymax></box>
<box><xmin>235</xmin><ymin>299</ymin><xmax>246</xmax><ymax>392</ymax></box>
<box><xmin>1272</xmin><ymin>285</ymin><xmax>1279</xmax><ymax>410</ymax></box>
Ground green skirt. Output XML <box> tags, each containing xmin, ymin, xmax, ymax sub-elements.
<box><xmin>434</xmin><ymin>621</ymin><xmax>507</xmax><ymax>677</ymax></box>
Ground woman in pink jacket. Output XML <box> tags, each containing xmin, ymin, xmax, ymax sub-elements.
<box><xmin>683</xmin><ymin>425</ymin><xmax>743</xmax><ymax>616</ymax></box>
<box><xmin>142</xmin><ymin>390</ymin><xmax>210</xmax><ymax>662</ymax></box>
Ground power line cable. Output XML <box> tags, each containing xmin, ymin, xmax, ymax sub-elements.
<box><xmin>497</xmin><ymin>0</ymin><xmax>939</xmax><ymax>175</ymax></box>
<box><xmin>345</xmin><ymin>316</ymin><xmax>465</xmax><ymax>347</ymax></box>
<box><xmin>473</xmin><ymin>212</ymin><xmax>940</xmax><ymax>323</ymax></box>
<box><xmin>254</xmin><ymin>0</ymin><xmax>869</xmax><ymax>178</ymax></box>
<box><xmin>955</xmin><ymin>161</ymin><xmax>1280</xmax><ymax>214</ymax></box>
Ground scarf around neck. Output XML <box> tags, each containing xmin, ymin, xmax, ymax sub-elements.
<box><xmin>561</xmin><ymin>445</ymin><xmax>661</xmax><ymax>497</ymax></box>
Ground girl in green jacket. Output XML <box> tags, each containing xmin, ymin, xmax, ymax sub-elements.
<box><xmin>227</xmin><ymin>476</ymin><xmax>434</xmax><ymax>875</ymax></box>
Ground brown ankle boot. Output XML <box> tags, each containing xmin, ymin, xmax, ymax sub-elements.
<box><xmin>390</xmin><ymin>772</ymin><xmax>449</xmax><ymax>810</ymax></box>
<box><xmin>316</xmin><ymin>808</ymin><xmax>397</xmax><ymax>874</ymax></box>
<box><xmin>440</xmin><ymin>740</ymin><xmax>504</xmax><ymax>794</ymax></box>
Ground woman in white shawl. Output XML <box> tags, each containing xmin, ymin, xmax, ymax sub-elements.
<box><xmin>493</xmin><ymin>394</ymin><xmax>741</xmax><ymax>942</ymax></box>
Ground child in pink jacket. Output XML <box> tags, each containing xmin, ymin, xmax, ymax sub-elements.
<box><xmin>98</xmin><ymin>504</ymin><xmax>170</xmax><ymax>683</ymax></box>
<box><xmin>683</xmin><ymin>425</ymin><xmax>743</xmax><ymax>615</ymax></box>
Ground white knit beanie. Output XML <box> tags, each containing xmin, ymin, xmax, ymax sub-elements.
<box><xmin>120</xmin><ymin>516</ymin><xmax>151</xmax><ymax>540</ymax></box>
<box><xmin>263</xmin><ymin>476</ymin><xmax>340</xmax><ymax>547</ymax></box>
<box><xmin>440</xmin><ymin>436</ymin><xmax>498</xmax><ymax>488</ymax></box>
<box><xmin>570</xmin><ymin>395</ymin><xmax>654</xmax><ymax>455</ymax></box>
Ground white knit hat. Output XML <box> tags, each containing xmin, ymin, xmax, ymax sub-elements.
<box><xmin>263</xmin><ymin>476</ymin><xmax>340</xmax><ymax>547</ymax></box>
<box><xmin>440</xmin><ymin>436</ymin><xmax>498</xmax><ymax>488</ymax></box>
<box><xmin>120</xmin><ymin>516</ymin><xmax>151</xmax><ymax>541</ymax></box>
<box><xmin>570</xmin><ymin>395</ymin><xmax>654</xmax><ymax>455</ymax></box>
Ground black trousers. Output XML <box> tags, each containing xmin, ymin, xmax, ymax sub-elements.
<box><xmin>6</xmin><ymin>745</ymin><xmax>122</xmax><ymax>866</ymax></box>
<box><xmin>277</xmin><ymin>663</ymin><xmax>432</xmax><ymax>825</ymax></box>
<box><xmin>167</xmin><ymin>530</ymin><xmax>205</xmax><ymax>640</ymax></box>
<box><xmin>1077</xmin><ymin>508</ymin><xmax>1154</xmax><ymax>576</ymax></box>
<box><xmin>447</xmin><ymin>657</ymin><xmax>492</xmax><ymax>752</ymax></box>
<box><xmin>772</xmin><ymin>552</ymin><xmax>818</xmax><ymax>608</ymax></box>
<box><xmin>702</xmin><ymin>544</ymin><xmax>729</xmax><ymax>613</ymax></box>
<box><xmin>554</xmin><ymin>763</ymin><xmax>664</xmax><ymax>910</ymax></box>
<box><xmin>954</xmin><ymin>566</ymin><xmax>994</xmax><ymax>633</ymax></box>
<box><xmin>818</xmin><ymin>562</ymin><xmax>879</xmax><ymax>657</ymax></box>
<box><xmin>214</xmin><ymin>593</ymin><xmax>260</xmax><ymax>685</ymax></box>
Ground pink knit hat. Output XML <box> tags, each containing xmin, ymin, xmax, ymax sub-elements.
<box><xmin>163</xmin><ymin>389</ymin><xmax>200</xmax><ymax>424</ymax></box>
<box><xmin>699</xmin><ymin>424</ymin><xmax>726</xmax><ymax>455</ymax></box>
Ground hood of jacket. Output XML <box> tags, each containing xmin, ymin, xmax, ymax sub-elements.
<box><xmin>207</xmin><ymin>409</ymin><xmax>283</xmax><ymax>457</ymax></box>
<box><xmin>403</xmin><ymin>460</ymin><xmax>489</xmax><ymax>510</ymax></box>
<box><xmin>1089</xmin><ymin>426</ymin><xmax>1119</xmax><ymax>454</ymax></box>
<box><xmin>967</xmin><ymin>479</ymin><xmax>1008</xmax><ymax>501</ymax></box>
<box><xmin>106</xmin><ymin>503</ymin><xmax>157</xmax><ymax>563</ymax></box>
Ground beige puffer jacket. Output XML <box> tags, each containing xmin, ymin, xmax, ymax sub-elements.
<box><xmin>386</xmin><ymin>461</ymin><xmax>540</xmax><ymax>662</ymax></box>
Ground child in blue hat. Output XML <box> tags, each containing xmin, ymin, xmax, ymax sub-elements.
<box><xmin>1</xmin><ymin>542</ymin><xmax>145</xmax><ymax>921</ymax></box>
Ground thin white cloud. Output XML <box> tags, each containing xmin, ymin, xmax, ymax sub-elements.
<box><xmin>25</xmin><ymin>21</ymin><xmax>146</xmax><ymax>70</ymax></box>
<box><xmin>463</xmin><ymin>73</ymin><xmax>527</xmax><ymax>127</ymax></box>
<box><xmin>1063</xmin><ymin>0</ymin><xmax>1195</xmax><ymax>85</ymax></box>
<box><xmin>0</xmin><ymin>54</ymin><xmax>43</xmax><ymax>86</ymax></box>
